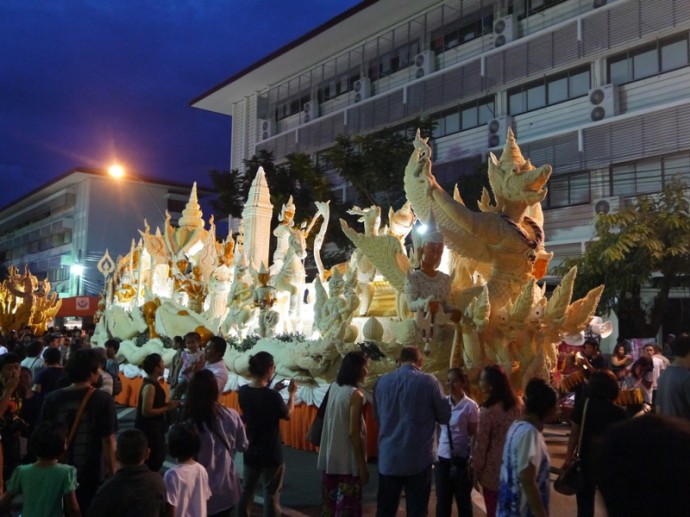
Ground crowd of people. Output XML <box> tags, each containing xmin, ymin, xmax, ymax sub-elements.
<box><xmin>1</xmin><ymin>325</ymin><xmax>690</xmax><ymax>516</ymax></box>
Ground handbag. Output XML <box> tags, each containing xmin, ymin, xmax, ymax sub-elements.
<box><xmin>554</xmin><ymin>397</ymin><xmax>589</xmax><ymax>495</ymax></box>
<box><xmin>306</xmin><ymin>387</ymin><xmax>330</xmax><ymax>446</ymax></box>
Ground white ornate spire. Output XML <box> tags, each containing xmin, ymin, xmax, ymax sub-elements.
<box><xmin>179</xmin><ymin>182</ymin><xmax>204</xmax><ymax>229</ymax></box>
<box><xmin>241</xmin><ymin>167</ymin><xmax>273</xmax><ymax>270</ymax></box>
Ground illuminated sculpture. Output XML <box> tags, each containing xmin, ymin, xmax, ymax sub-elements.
<box><xmin>0</xmin><ymin>265</ymin><xmax>61</xmax><ymax>334</ymax></box>
<box><xmin>94</xmin><ymin>130</ymin><xmax>605</xmax><ymax>392</ymax></box>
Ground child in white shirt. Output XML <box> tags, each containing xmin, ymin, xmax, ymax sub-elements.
<box><xmin>164</xmin><ymin>422</ymin><xmax>211</xmax><ymax>517</ymax></box>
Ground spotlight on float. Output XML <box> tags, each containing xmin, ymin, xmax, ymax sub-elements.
<box><xmin>70</xmin><ymin>264</ymin><xmax>85</xmax><ymax>276</ymax></box>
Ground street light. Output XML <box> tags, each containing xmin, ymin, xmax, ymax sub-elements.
<box><xmin>70</xmin><ymin>263</ymin><xmax>84</xmax><ymax>296</ymax></box>
<box><xmin>107</xmin><ymin>162</ymin><xmax>166</xmax><ymax>220</ymax></box>
<box><xmin>108</xmin><ymin>163</ymin><xmax>125</xmax><ymax>179</ymax></box>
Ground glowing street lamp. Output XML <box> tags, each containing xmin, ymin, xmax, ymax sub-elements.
<box><xmin>70</xmin><ymin>264</ymin><xmax>85</xmax><ymax>276</ymax></box>
<box><xmin>108</xmin><ymin>163</ymin><xmax>125</xmax><ymax>179</ymax></box>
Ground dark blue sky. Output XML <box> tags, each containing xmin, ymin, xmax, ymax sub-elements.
<box><xmin>0</xmin><ymin>1</ymin><xmax>360</xmax><ymax>209</ymax></box>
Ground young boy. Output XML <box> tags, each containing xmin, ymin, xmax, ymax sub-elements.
<box><xmin>164</xmin><ymin>422</ymin><xmax>211</xmax><ymax>517</ymax></box>
<box><xmin>104</xmin><ymin>339</ymin><xmax>122</xmax><ymax>397</ymax></box>
<box><xmin>0</xmin><ymin>421</ymin><xmax>80</xmax><ymax>516</ymax></box>
<box><xmin>87</xmin><ymin>429</ymin><xmax>166</xmax><ymax>517</ymax></box>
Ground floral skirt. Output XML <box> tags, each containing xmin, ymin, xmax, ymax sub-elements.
<box><xmin>321</xmin><ymin>471</ymin><xmax>363</xmax><ymax>517</ymax></box>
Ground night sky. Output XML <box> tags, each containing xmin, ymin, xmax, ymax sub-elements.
<box><xmin>0</xmin><ymin>1</ymin><xmax>361</xmax><ymax>210</ymax></box>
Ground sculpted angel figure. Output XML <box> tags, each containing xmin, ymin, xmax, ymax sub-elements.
<box><xmin>401</xmin><ymin>128</ymin><xmax>604</xmax><ymax>382</ymax></box>
<box><xmin>404</xmin><ymin>129</ymin><xmax>555</xmax><ymax>313</ymax></box>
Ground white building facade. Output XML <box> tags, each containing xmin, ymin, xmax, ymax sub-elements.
<box><xmin>192</xmin><ymin>0</ymin><xmax>690</xmax><ymax>329</ymax></box>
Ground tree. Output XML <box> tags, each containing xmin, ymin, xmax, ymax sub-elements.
<box><xmin>555</xmin><ymin>179</ymin><xmax>690</xmax><ymax>338</ymax></box>
<box><xmin>322</xmin><ymin>117</ymin><xmax>436</xmax><ymax>210</ymax></box>
<box><xmin>209</xmin><ymin>150</ymin><xmax>351</xmax><ymax>268</ymax></box>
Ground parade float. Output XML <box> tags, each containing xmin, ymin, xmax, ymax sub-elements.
<box><xmin>85</xmin><ymin>129</ymin><xmax>604</xmax><ymax>449</ymax></box>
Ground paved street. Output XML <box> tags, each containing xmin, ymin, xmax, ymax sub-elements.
<box><xmin>114</xmin><ymin>405</ymin><xmax>595</xmax><ymax>516</ymax></box>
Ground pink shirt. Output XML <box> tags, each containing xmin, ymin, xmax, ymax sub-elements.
<box><xmin>472</xmin><ymin>399</ymin><xmax>523</xmax><ymax>491</ymax></box>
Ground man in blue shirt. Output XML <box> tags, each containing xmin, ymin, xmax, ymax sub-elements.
<box><xmin>374</xmin><ymin>346</ymin><xmax>451</xmax><ymax>516</ymax></box>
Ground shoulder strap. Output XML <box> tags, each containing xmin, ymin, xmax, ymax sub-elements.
<box><xmin>574</xmin><ymin>398</ymin><xmax>590</xmax><ymax>458</ymax></box>
<box><xmin>316</xmin><ymin>386</ymin><xmax>331</xmax><ymax>418</ymax></box>
<box><xmin>67</xmin><ymin>387</ymin><xmax>95</xmax><ymax>450</ymax></box>
<box><xmin>446</xmin><ymin>423</ymin><xmax>454</xmax><ymax>453</ymax></box>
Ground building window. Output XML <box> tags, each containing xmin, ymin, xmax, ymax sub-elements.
<box><xmin>508</xmin><ymin>66</ymin><xmax>590</xmax><ymax>116</ymax></box>
<box><xmin>608</xmin><ymin>34</ymin><xmax>690</xmax><ymax>85</ymax></box>
<box><xmin>518</xmin><ymin>0</ymin><xmax>568</xmax><ymax>19</ymax></box>
<box><xmin>368</xmin><ymin>40</ymin><xmax>419</xmax><ymax>81</ymax></box>
<box><xmin>275</xmin><ymin>94</ymin><xmax>311</xmax><ymax>122</ymax></box>
<box><xmin>430</xmin><ymin>10</ymin><xmax>494</xmax><ymax>53</ymax></box>
<box><xmin>545</xmin><ymin>171</ymin><xmax>590</xmax><ymax>209</ymax></box>
<box><xmin>610</xmin><ymin>153</ymin><xmax>690</xmax><ymax>196</ymax></box>
<box><xmin>432</xmin><ymin>97</ymin><xmax>495</xmax><ymax>138</ymax></box>
<box><xmin>317</xmin><ymin>70</ymin><xmax>361</xmax><ymax>103</ymax></box>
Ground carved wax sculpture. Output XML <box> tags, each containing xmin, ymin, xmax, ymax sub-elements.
<box><xmin>0</xmin><ymin>265</ymin><xmax>62</xmax><ymax>334</ymax></box>
<box><xmin>270</xmin><ymin>196</ymin><xmax>297</xmax><ymax>276</ymax></box>
<box><xmin>404</xmin><ymin>225</ymin><xmax>461</xmax><ymax>353</ymax></box>
<box><xmin>253</xmin><ymin>263</ymin><xmax>279</xmax><ymax>338</ymax></box>
<box><xmin>221</xmin><ymin>254</ymin><xmax>255</xmax><ymax>338</ymax></box>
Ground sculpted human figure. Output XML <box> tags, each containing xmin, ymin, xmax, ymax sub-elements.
<box><xmin>314</xmin><ymin>269</ymin><xmax>359</xmax><ymax>345</ymax></box>
<box><xmin>253</xmin><ymin>264</ymin><xmax>279</xmax><ymax>338</ymax></box>
<box><xmin>204</xmin><ymin>263</ymin><xmax>233</xmax><ymax>329</ymax></box>
<box><xmin>270</xmin><ymin>196</ymin><xmax>297</xmax><ymax>276</ymax></box>
<box><xmin>221</xmin><ymin>255</ymin><xmax>255</xmax><ymax>338</ymax></box>
<box><xmin>404</xmin><ymin>227</ymin><xmax>460</xmax><ymax>353</ymax></box>
<box><xmin>180</xmin><ymin>265</ymin><xmax>207</xmax><ymax>314</ymax></box>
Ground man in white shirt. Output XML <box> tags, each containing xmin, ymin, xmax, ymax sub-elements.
<box><xmin>644</xmin><ymin>343</ymin><xmax>668</xmax><ymax>406</ymax></box>
<box><xmin>203</xmin><ymin>336</ymin><xmax>229</xmax><ymax>395</ymax></box>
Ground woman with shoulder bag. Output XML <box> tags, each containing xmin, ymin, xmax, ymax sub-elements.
<box><xmin>561</xmin><ymin>370</ymin><xmax>625</xmax><ymax>517</ymax></box>
<box><xmin>436</xmin><ymin>368</ymin><xmax>479</xmax><ymax>517</ymax></box>
<box><xmin>317</xmin><ymin>351</ymin><xmax>369</xmax><ymax>516</ymax></box>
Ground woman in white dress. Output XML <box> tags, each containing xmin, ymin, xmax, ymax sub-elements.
<box><xmin>317</xmin><ymin>351</ymin><xmax>369</xmax><ymax>516</ymax></box>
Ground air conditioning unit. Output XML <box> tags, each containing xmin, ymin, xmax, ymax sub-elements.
<box><xmin>592</xmin><ymin>0</ymin><xmax>607</xmax><ymax>8</ymax></box>
<box><xmin>493</xmin><ymin>15</ymin><xmax>516</xmax><ymax>48</ymax></box>
<box><xmin>258</xmin><ymin>119</ymin><xmax>272</xmax><ymax>141</ymax></box>
<box><xmin>352</xmin><ymin>78</ymin><xmax>371</xmax><ymax>103</ymax></box>
<box><xmin>589</xmin><ymin>84</ymin><xmax>618</xmax><ymax>122</ymax></box>
<box><xmin>487</xmin><ymin>116</ymin><xmax>513</xmax><ymax>148</ymax></box>
<box><xmin>592</xmin><ymin>196</ymin><xmax>620</xmax><ymax>216</ymax></box>
<box><xmin>302</xmin><ymin>101</ymin><xmax>317</xmax><ymax>124</ymax></box>
<box><xmin>413</xmin><ymin>51</ymin><xmax>435</xmax><ymax>79</ymax></box>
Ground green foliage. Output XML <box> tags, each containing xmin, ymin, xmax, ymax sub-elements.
<box><xmin>135</xmin><ymin>332</ymin><xmax>172</xmax><ymax>348</ymax></box>
<box><xmin>436</xmin><ymin>159</ymin><xmax>491</xmax><ymax>213</ymax></box>
<box><xmin>555</xmin><ymin>179</ymin><xmax>690</xmax><ymax>337</ymax></box>
<box><xmin>227</xmin><ymin>334</ymin><xmax>260</xmax><ymax>353</ymax></box>
<box><xmin>321</xmin><ymin>117</ymin><xmax>436</xmax><ymax>210</ymax></box>
<box><xmin>358</xmin><ymin>341</ymin><xmax>386</xmax><ymax>360</ymax></box>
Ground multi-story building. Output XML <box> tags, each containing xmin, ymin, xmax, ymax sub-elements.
<box><xmin>192</xmin><ymin>0</ymin><xmax>690</xmax><ymax>329</ymax></box>
<box><xmin>0</xmin><ymin>169</ymin><xmax>209</xmax><ymax>298</ymax></box>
